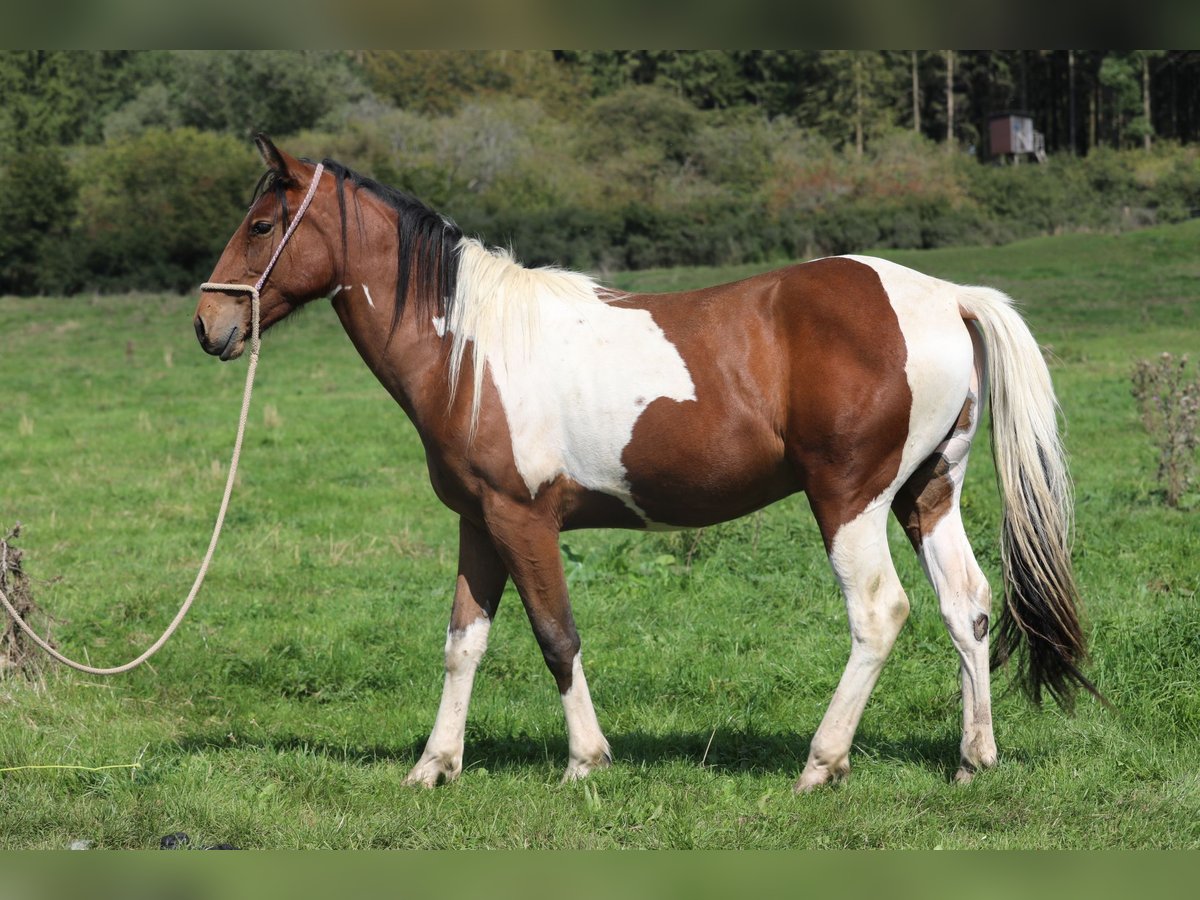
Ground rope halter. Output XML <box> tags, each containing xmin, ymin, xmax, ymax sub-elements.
<box><xmin>201</xmin><ymin>160</ymin><xmax>327</xmax><ymax>358</ymax></box>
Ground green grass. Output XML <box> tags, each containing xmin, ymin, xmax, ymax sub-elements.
<box><xmin>2</xmin><ymin>222</ymin><xmax>1199</xmax><ymax>849</ymax></box>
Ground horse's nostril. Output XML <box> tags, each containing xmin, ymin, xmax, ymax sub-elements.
<box><xmin>194</xmin><ymin>315</ymin><xmax>207</xmax><ymax>344</ymax></box>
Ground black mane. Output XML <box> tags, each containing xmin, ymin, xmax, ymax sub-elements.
<box><xmin>312</xmin><ymin>158</ymin><xmax>463</xmax><ymax>343</ymax></box>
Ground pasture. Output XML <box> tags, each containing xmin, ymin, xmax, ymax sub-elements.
<box><xmin>1</xmin><ymin>221</ymin><xmax>1198</xmax><ymax>849</ymax></box>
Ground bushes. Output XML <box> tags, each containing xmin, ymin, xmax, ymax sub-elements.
<box><xmin>1146</xmin><ymin>149</ymin><xmax>1200</xmax><ymax>222</ymax></box>
<box><xmin>463</xmin><ymin>205</ymin><xmax>626</xmax><ymax>271</ymax></box>
<box><xmin>805</xmin><ymin>197</ymin><xmax>985</xmax><ymax>256</ymax></box>
<box><xmin>1</xmin><ymin>128</ymin><xmax>258</xmax><ymax>295</ymax></box>
<box><xmin>166</xmin><ymin>51</ymin><xmax>360</xmax><ymax>138</ymax></box>
<box><xmin>461</xmin><ymin>201</ymin><xmax>786</xmax><ymax>273</ymax></box>
<box><xmin>964</xmin><ymin>151</ymin><xmax>1141</xmax><ymax>239</ymax></box>
<box><xmin>74</xmin><ymin>128</ymin><xmax>259</xmax><ymax>292</ymax></box>
<box><xmin>6</xmin><ymin>98</ymin><xmax>1200</xmax><ymax>296</ymax></box>
<box><xmin>580</xmin><ymin>86</ymin><xmax>700</xmax><ymax>164</ymax></box>
<box><xmin>0</xmin><ymin>147</ymin><xmax>80</xmax><ymax>295</ymax></box>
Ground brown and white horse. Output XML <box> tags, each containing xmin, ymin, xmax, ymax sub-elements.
<box><xmin>196</xmin><ymin>136</ymin><xmax>1099</xmax><ymax>792</ymax></box>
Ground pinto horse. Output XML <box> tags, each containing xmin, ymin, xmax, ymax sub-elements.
<box><xmin>196</xmin><ymin>136</ymin><xmax>1098</xmax><ymax>792</ymax></box>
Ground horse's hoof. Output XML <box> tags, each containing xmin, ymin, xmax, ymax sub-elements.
<box><xmin>793</xmin><ymin>761</ymin><xmax>849</xmax><ymax>794</ymax></box>
<box><xmin>561</xmin><ymin>748</ymin><xmax>612</xmax><ymax>783</ymax></box>
<box><xmin>403</xmin><ymin>756</ymin><xmax>461</xmax><ymax>788</ymax></box>
<box><xmin>954</xmin><ymin>754</ymin><xmax>996</xmax><ymax>785</ymax></box>
<box><xmin>954</xmin><ymin>742</ymin><xmax>997</xmax><ymax>784</ymax></box>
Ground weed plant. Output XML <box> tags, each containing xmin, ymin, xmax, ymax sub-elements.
<box><xmin>1131</xmin><ymin>353</ymin><xmax>1200</xmax><ymax>507</ymax></box>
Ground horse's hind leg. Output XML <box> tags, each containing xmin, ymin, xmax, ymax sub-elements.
<box><xmin>405</xmin><ymin>518</ymin><xmax>508</xmax><ymax>787</ymax></box>
<box><xmin>907</xmin><ymin>503</ymin><xmax>996</xmax><ymax>782</ymax></box>
<box><xmin>796</xmin><ymin>501</ymin><xmax>911</xmax><ymax>792</ymax></box>
<box><xmin>892</xmin><ymin>346</ymin><xmax>996</xmax><ymax>783</ymax></box>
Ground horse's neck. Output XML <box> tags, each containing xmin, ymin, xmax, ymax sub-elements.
<box><xmin>329</xmin><ymin>263</ymin><xmax>450</xmax><ymax>429</ymax></box>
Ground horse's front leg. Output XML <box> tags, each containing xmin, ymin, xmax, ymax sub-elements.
<box><xmin>405</xmin><ymin>517</ymin><xmax>508</xmax><ymax>787</ymax></box>
<box><xmin>486</xmin><ymin>499</ymin><xmax>611</xmax><ymax>781</ymax></box>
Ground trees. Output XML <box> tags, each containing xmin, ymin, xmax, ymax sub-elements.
<box><xmin>168</xmin><ymin>51</ymin><xmax>361</xmax><ymax>137</ymax></box>
<box><xmin>0</xmin><ymin>51</ymin><xmax>135</xmax><ymax>152</ymax></box>
<box><xmin>1096</xmin><ymin>51</ymin><xmax>1166</xmax><ymax>151</ymax></box>
<box><xmin>0</xmin><ymin>148</ymin><xmax>78</xmax><ymax>294</ymax></box>
<box><xmin>797</xmin><ymin>51</ymin><xmax>902</xmax><ymax>156</ymax></box>
<box><xmin>0</xmin><ymin>52</ymin><xmax>107</xmax><ymax>293</ymax></box>
<box><xmin>2</xmin><ymin>50</ymin><xmax>1200</xmax><ymax>295</ymax></box>
<box><xmin>361</xmin><ymin>51</ymin><xmax>588</xmax><ymax>117</ymax></box>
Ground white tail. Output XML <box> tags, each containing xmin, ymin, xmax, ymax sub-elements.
<box><xmin>957</xmin><ymin>286</ymin><xmax>1101</xmax><ymax>708</ymax></box>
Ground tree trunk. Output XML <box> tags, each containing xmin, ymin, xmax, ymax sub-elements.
<box><xmin>1090</xmin><ymin>81</ymin><xmax>1097</xmax><ymax>151</ymax></box>
<box><xmin>946</xmin><ymin>49</ymin><xmax>954</xmax><ymax>152</ymax></box>
<box><xmin>912</xmin><ymin>50</ymin><xmax>921</xmax><ymax>134</ymax></box>
<box><xmin>1142</xmin><ymin>52</ymin><xmax>1153</xmax><ymax>152</ymax></box>
<box><xmin>855</xmin><ymin>55</ymin><xmax>864</xmax><ymax>157</ymax></box>
<box><xmin>1068</xmin><ymin>50</ymin><xmax>1077</xmax><ymax>154</ymax></box>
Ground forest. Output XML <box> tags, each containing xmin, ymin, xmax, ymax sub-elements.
<box><xmin>2</xmin><ymin>50</ymin><xmax>1199</xmax><ymax>294</ymax></box>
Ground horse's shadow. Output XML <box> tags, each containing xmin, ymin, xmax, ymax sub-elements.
<box><xmin>171</xmin><ymin>724</ymin><xmax>975</xmax><ymax>781</ymax></box>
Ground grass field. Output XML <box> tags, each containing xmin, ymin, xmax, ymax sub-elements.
<box><xmin>1</xmin><ymin>222</ymin><xmax>1198</xmax><ymax>849</ymax></box>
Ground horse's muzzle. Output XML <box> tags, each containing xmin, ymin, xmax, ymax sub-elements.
<box><xmin>194</xmin><ymin>314</ymin><xmax>244</xmax><ymax>360</ymax></box>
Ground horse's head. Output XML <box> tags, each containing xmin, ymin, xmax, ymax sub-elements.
<box><xmin>195</xmin><ymin>135</ymin><xmax>336</xmax><ymax>360</ymax></box>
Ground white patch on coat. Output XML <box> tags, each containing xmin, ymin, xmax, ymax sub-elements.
<box><xmin>431</xmin><ymin>316</ymin><xmax>446</xmax><ymax>337</ymax></box>
<box><xmin>561</xmin><ymin>653</ymin><xmax>611</xmax><ymax>779</ymax></box>
<box><xmin>918</xmin><ymin>507</ymin><xmax>998</xmax><ymax>776</ymax></box>
<box><xmin>449</xmin><ymin>239</ymin><xmax>696</xmax><ymax>513</ymax></box>
<box><xmin>406</xmin><ymin>618</ymin><xmax>491</xmax><ymax>783</ymax></box>
<box><xmin>362</xmin><ymin>283</ymin><xmax>375</xmax><ymax>308</ymax></box>
<box><xmin>843</xmin><ymin>255</ymin><xmax>974</xmax><ymax>488</ymax></box>
<box><xmin>330</xmin><ymin>285</ymin><xmax>345</xmax><ymax>299</ymax></box>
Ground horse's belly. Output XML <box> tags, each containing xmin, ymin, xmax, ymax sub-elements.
<box><xmin>560</xmin><ymin>469</ymin><xmax>797</xmax><ymax>531</ymax></box>
<box><xmin>614</xmin><ymin>397</ymin><xmax>798</xmax><ymax>529</ymax></box>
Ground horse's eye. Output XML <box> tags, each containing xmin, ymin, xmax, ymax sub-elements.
<box><xmin>250</xmin><ymin>221</ymin><xmax>273</xmax><ymax>236</ymax></box>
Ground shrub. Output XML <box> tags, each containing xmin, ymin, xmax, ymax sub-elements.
<box><xmin>0</xmin><ymin>147</ymin><xmax>81</xmax><ymax>295</ymax></box>
<box><xmin>170</xmin><ymin>51</ymin><xmax>362</xmax><ymax>138</ymax></box>
<box><xmin>692</xmin><ymin>114</ymin><xmax>776</xmax><ymax>193</ymax></box>
<box><xmin>580</xmin><ymin>85</ymin><xmax>700</xmax><ymax>164</ymax></box>
<box><xmin>74</xmin><ymin>128</ymin><xmax>260</xmax><ymax>292</ymax></box>
<box><xmin>1147</xmin><ymin>151</ymin><xmax>1200</xmax><ymax>223</ymax></box>
<box><xmin>462</xmin><ymin>205</ymin><xmax>626</xmax><ymax>272</ymax></box>
<box><xmin>31</xmin><ymin>93</ymin><xmax>1200</xmax><ymax>294</ymax></box>
<box><xmin>0</xmin><ymin>524</ymin><xmax>52</xmax><ymax>678</ymax></box>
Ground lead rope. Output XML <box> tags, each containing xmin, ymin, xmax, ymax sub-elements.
<box><xmin>0</xmin><ymin>163</ymin><xmax>325</xmax><ymax>676</ymax></box>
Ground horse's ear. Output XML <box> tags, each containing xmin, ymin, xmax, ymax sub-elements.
<box><xmin>254</xmin><ymin>133</ymin><xmax>302</xmax><ymax>184</ymax></box>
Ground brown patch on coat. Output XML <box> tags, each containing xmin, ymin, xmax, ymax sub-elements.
<box><xmin>892</xmin><ymin>454</ymin><xmax>955</xmax><ymax>551</ymax></box>
<box><xmin>955</xmin><ymin>394</ymin><xmax>975</xmax><ymax>434</ymax></box>
<box><xmin>617</xmin><ymin>258</ymin><xmax>912</xmax><ymax>547</ymax></box>
<box><xmin>891</xmin><ymin>390</ymin><xmax>976</xmax><ymax>550</ymax></box>
<box><xmin>973</xmin><ymin>613</ymin><xmax>989</xmax><ymax>642</ymax></box>
<box><xmin>558</xmin><ymin>481</ymin><xmax>649</xmax><ymax>531</ymax></box>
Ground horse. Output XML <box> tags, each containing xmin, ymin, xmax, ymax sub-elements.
<box><xmin>195</xmin><ymin>135</ymin><xmax>1099</xmax><ymax>792</ymax></box>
